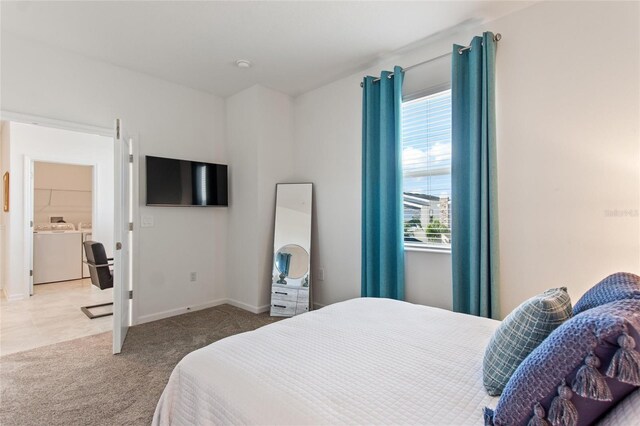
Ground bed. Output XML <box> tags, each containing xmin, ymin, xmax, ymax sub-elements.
<box><xmin>153</xmin><ymin>298</ymin><xmax>501</xmax><ymax>425</ymax></box>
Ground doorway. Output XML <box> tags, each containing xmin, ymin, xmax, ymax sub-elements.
<box><xmin>0</xmin><ymin>119</ymin><xmax>135</xmax><ymax>355</ymax></box>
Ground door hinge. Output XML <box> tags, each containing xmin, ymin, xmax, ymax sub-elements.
<box><xmin>129</xmin><ymin>222</ymin><xmax>133</xmax><ymax>231</ymax></box>
<box><xmin>115</xmin><ymin>119</ymin><xmax>121</xmax><ymax>139</ymax></box>
<box><xmin>129</xmin><ymin>154</ymin><xmax>133</xmax><ymax>163</ymax></box>
<box><xmin>30</xmin><ymin>220</ymin><xmax>33</xmax><ymax>227</ymax></box>
<box><xmin>30</xmin><ymin>270</ymin><xmax>33</xmax><ymax>277</ymax></box>
<box><xmin>128</xmin><ymin>290</ymin><xmax>133</xmax><ymax>299</ymax></box>
<box><xmin>116</xmin><ymin>242</ymin><xmax>122</xmax><ymax>250</ymax></box>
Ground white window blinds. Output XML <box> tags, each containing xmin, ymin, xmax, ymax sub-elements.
<box><xmin>401</xmin><ymin>89</ymin><xmax>452</xmax><ymax>248</ymax></box>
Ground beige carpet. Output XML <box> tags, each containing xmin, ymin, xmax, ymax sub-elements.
<box><xmin>0</xmin><ymin>304</ymin><xmax>280</xmax><ymax>426</ymax></box>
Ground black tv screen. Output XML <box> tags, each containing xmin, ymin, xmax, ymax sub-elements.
<box><xmin>146</xmin><ymin>156</ymin><xmax>228</xmax><ymax>206</ymax></box>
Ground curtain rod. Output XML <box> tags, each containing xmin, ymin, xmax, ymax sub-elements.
<box><xmin>360</xmin><ymin>33</ymin><xmax>501</xmax><ymax>87</ymax></box>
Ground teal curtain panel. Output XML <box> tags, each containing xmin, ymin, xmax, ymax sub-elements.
<box><xmin>361</xmin><ymin>66</ymin><xmax>405</xmax><ymax>300</ymax></box>
<box><xmin>451</xmin><ymin>33</ymin><xmax>500</xmax><ymax>319</ymax></box>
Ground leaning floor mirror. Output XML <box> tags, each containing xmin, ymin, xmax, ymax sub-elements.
<box><xmin>270</xmin><ymin>183</ymin><xmax>313</xmax><ymax>317</ymax></box>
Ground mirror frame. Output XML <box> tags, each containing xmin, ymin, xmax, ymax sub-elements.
<box><xmin>270</xmin><ymin>183</ymin><xmax>313</xmax><ymax>316</ymax></box>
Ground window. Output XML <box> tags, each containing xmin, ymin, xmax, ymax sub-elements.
<box><xmin>401</xmin><ymin>89</ymin><xmax>452</xmax><ymax>249</ymax></box>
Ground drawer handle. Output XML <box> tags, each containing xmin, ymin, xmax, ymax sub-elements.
<box><xmin>273</xmin><ymin>304</ymin><xmax>286</xmax><ymax>309</ymax></box>
<box><xmin>275</xmin><ymin>291</ymin><xmax>288</xmax><ymax>295</ymax></box>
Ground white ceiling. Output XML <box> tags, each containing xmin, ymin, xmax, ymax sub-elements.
<box><xmin>1</xmin><ymin>1</ymin><xmax>533</xmax><ymax>97</ymax></box>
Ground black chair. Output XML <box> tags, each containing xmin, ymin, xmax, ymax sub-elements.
<box><xmin>81</xmin><ymin>241</ymin><xmax>114</xmax><ymax>319</ymax></box>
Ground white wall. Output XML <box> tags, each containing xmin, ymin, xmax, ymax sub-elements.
<box><xmin>491</xmin><ymin>1</ymin><xmax>639</xmax><ymax>317</ymax></box>
<box><xmin>1</xmin><ymin>122</ymin><xmax>113</xmax><ymax>300</ymax></box>
<box><xmin>293</xmin><ymin>76</ymin><xmax>363</xmax><ymax>306</ymax></box>
<box><xmin>0</xmin><ymin>122</ymin><xmax>9</xmax><ymax>292</ymax></box>
<box><xmin>34</xmin><ymin>162</ymin><xmax>93</xmax><ymax>225</ymax></box>
<box><xmin>293</xmin><ymin>1</ymin><xmax>640</xmax><ymax>318</ymax></box>
<box><xmin>226</xmin><ymin>85</ymin><xmax>295</xmax><ymax>312</ymax></box>
<box><xmin>226</xmin><ymin>87</ymin><xmax>261</xmax><ymax>310</ymax></box>
<box><xmin>1</xmin><ymin>34</ymin><xmax>227</xmax><ymax>321</ymax></box>
<box><xmin>255</xmin><ymin>88</ymin><xmax>296</xmax><ymax>308</ymax></box>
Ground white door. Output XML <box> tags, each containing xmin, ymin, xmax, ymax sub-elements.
<box><xmin>113</xmin><ymin>119</ymin><xmax>132</xmax><ymax>354</ymax></box>
<box><xmin>24</xmin><ymin>157</ymin><xmax>34</xmax><ymax>296</ymax></box>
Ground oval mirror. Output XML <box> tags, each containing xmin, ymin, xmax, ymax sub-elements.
<box><xmin>275</xmin><ymin>244</ymin><xmax>309</xmax><ymax>279</ymax></box>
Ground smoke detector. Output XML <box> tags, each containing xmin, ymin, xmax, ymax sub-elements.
<box><xmin>235</xmin><ymin>59</ymin><xmax>252</xmax><ymax>69</ymax></box>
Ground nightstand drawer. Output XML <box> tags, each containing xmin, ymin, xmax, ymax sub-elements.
<box><xmin>297</xmin><ymin>288</ymin><xmax>309</xmax><ymax>302</ymax></box>
<box><xmin>295</xmin><ymin>302</ymin><xmax>309</xmax><ymax>315</ymax></box>
<box><xmin>271</xmin><ymin>300</ymin><xmax>297</xmax><ymax>317</ymax></box>
<box><xmin>271</xmin><ymin>287</ymin><xmax>299</xmax><ymax>302</ymax></box>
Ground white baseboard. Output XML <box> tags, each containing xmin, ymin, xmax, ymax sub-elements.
<box><xmin>5</xmin><ymin>292</ymin><xmax>28</xmax><ymax>301</ymax></box>
<box><xmin>225</xmin><ymin>298</ymin><xmax>271</xmax><ymax>314</ymax></box>
<box><xmin>136</xmin><ymin>298</ymin><xmax>228</xmax><ymax>325</ymax></box>
<box><xmin>135</xmin><ymin>298</ymin><xmax>270</xmax><ymax>325</ymax></box>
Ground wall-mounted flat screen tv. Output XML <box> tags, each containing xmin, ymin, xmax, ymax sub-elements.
<box><xmin>146</xmin><ymin>156</ymin><xmax>228</xmax><ymax>206</ymax></box>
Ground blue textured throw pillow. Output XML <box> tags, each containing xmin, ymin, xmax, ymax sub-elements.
<box><xmin>485</xmin><ymin>299</ymin><xmax>640</xmax><ymax>426</ymax></box>
<box><xmin>483</xmin><ymin>287</ymin><xmax>572</xmax><ymax>396</ymax></box>
<box><xmin>573</xmin><ymin>272</ymin><xmax>640</xmax><ymax>315</ymax></box>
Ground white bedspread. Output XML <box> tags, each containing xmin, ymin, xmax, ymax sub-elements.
<box><xmin>153</xmin><ymin>298</ymin><xmax>501</xmax><ymax>425</ymax></box>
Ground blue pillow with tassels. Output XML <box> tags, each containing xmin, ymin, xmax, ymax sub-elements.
<box><xmin>573</xmin><ymin>272</ymin><xmax>640</xmax><ymax>315</ymax></box>
<box><xmin>484</xmin><ymin>299</ymin><xmax>640</xmax><ymax>426</ymax></box>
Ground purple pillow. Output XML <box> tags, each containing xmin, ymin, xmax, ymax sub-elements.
<box><xmin>573</xmin><ymin>272</ymin><xmax>640</xmax><ymax>315</ymax></box>
<box><xmin>485</xmin><ymin>299</ymin><xmax>640</xmax><ymax>426</ymax></box>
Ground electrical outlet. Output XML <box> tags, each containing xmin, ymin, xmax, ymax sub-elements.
<box><xmin>318</xmin><ymin>268</ymin><xmax>325</xmax><ymax>281</ymax></box>
<box><xmin>141</xmin><ymin>215</ymin><xmax>154</xmax><ymax>227</ymax></box>
<box><xmin>190</xmin><ymin>272</ymin><xmax>197</xmax><ymax>282</ymax></box>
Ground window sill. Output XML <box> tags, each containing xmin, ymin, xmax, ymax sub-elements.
<box><xmin>404</xmin><ymin>245</ymin><xmax>451</xmax><ymax>254</ymax></box>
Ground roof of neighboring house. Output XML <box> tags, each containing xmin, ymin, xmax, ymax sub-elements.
<box><xmin>404</xmin><ymin>192</ymin><xmax>440</xmax><ymax>202</ymax></box>
<box><xmin>403</xmin><ymin>192</ymin><xmax>441</xmax><ymax>209</ymax></box>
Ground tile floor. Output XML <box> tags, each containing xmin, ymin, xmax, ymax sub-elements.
<box><xmin>0</xmin><ymin>279</ymin><xmax>113</xmax><ymax>356</ymax></box>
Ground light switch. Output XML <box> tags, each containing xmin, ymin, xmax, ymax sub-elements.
<box><xmin>141</xmin><ymin>215</ymin><xmax>154</xmax><ymax>228</ymax></box>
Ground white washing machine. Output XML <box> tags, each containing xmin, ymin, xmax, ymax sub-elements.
<box><xmin>33</xmin><ymin>223</ymin><xmax>83</xmax><ymax>284</ymax></box>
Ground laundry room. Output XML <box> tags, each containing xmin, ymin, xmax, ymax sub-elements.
<box><xmin>33</xmin><ymin>161</ymin><xmax>93</xmax><ymax>285</ymax></box>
